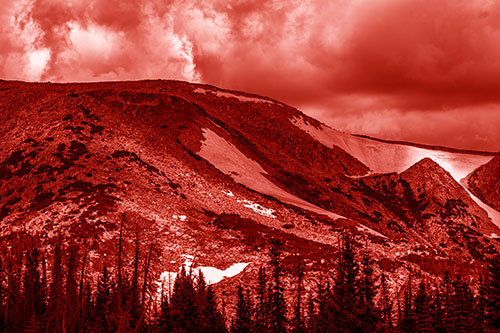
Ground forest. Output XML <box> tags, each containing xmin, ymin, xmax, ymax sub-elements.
<box><xmin>0</xmin><ymin>231</ymin><xmax>499</xmax><ymax>332</ymax></box>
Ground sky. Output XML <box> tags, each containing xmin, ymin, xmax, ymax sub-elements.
<box><xmin>1</xmin><ymin>0</ymin><xmax>500</xmax><ymax>152</ymax></box>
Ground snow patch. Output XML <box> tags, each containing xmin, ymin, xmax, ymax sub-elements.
<box><xmin>222</xmin><ymin>190</ymin><xmax>235</xmax><ymax>197</ymax></box>
<box><xmin>357</xmin><ymin>224</ymin><xmax>388</xmax><ymax>239</ymax></box>
<box><xmin>237</xmin><ymin>199</ymin><xmax>276</xmax><ymax>218</ymax></box>
<box><xmin>462</xmin><ymin>186</ymin><xmax>500</xmax><ymax>229</ymax></box>
<box><xmin>194</xmin><ymin>87</ymin><xmax>273</xmax><ymax>104</ymax></box>
<box><xmin>158</xmin><ymin>254</ymin><xmax>250</xmax><ymax>290</ymax></box>
<box><xmin>172</xmin><ymin>214</ymin><xmax>187</xmax><ymax>221</ymax></box>
<box><xmin>291</xmin><ymin>116</ymin><xmax>493</xmax><ymax>182</ymax></box>
<box><xmin>198</xmin><ymin>128</ymin><xmax>344</xmax><ymax>220</ymax></box>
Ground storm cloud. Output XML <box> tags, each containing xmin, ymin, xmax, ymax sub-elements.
<box><xmin>2</xmin><ymin>0</ymin><xmax>500</xmax><ymax>151</ymax></box>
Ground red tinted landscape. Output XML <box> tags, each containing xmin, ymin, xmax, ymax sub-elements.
<box><xmin>1</xmin><ymin>1</ymin><xmax>500</xmax><ymax>332</ymax></box>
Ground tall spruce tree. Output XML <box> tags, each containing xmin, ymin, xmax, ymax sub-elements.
<box><xmin>447</xmin><ymin>276</ymin><xmax>477</xmax><ymax>333</ymax></box>
<box><xmin>169</xmin><ymin>266</ymin><xmax>199</xmax><ymax>332</ymax></box>
<box><xmin>482</xmin><ymin>256</ymin><xmax>500</xmax><ymax>329</ymax></box>
<box><xmin>358</xmin><ymin>253</ymin><xmax>378</xmax><ymax>332</ymax></box>
<box><xmin>332</xmin><ymin>232</ymin><xmax>361</xmax><ymax>331</ymax></box>
<box><xmin>268</xmin><ymin>238</ymin><xmax>287</xmax><ymax>333</ymax></box>
<box><xmin>48</xmin><ymin>237</ymin><xmax>64</xmax><ymax>332</ymax></box>
<box><xmin>231</xmin><ymin>285</ymin><xmax>254</xmax><ymax>333</ymax></box>
<box><xmin>291</xmin><ymin>254</ymin><xmax>304</xmax><ymax>333</ymax></box>
<box><xmin>255</xmin><ymin>265</ymin><xmax>270</xmax><ymax>332</ymax></box>
<box><xmin>413</xmin><ymin>280</ymin><xmax>433</xmax><ymax>332</ymax></box>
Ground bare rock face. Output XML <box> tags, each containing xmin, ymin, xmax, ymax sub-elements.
<box><xmin>466</xmin><ymin>153</ymin><xmax>500</xmax><ymax>211</ymax></box>
<box><xmin>347</xmin><ymin>158</ymin><xmax>500</xmax><ymax>262</ymax></box>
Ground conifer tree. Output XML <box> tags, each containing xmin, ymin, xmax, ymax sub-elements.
<box><xmin>305</xmin><ymin>291</ymin><xmax>316</xmax><ymax>332</ymax></box>
<box><xmin>169</xmin><ymin>266</ymin><xmax>199</xmax><ymax>332</ymax></box>
<box><xmin>398</xmin><ymin>272</ymin><xmax>415</xmax><ymax>332</ymax></box>
<box><xmin>65</xmin><ymin>241</ymin><xmax>78</xmax><ymax>333</ymax></box>
<box><xmin>94</xmin><ymin>265</ymin><xmax>113</xmax><ymax>331</ymax></box>
<box><xmin>0</xmin><ymin>256</ymin><xmax>5</xmax><ymax>331</ymax></box>
<box><xmin>430</xmin><ymin>284</ymin><xmax>445</xmax><ymax>333</ymax></box>
<box><xmin>23</xmin><ymin>245</ymin><xmax>45</xmax><ymax>329</ymax></box>
<box><xmin>204</xmin><ymin>284</ymin><xmax>227</xmax><ymax>332</ymax></box>
<box><xmin>482</xmin><ymin>256</ymin><xmax>500</xmax><ymax>329</ymax></box>
<box><xmin>447</xmin><ymin>276</ymin><xmax>477</xmax><ymax>332</ymax></box>
<box><xmin>358</xmin><ymin>253</ymin><xmax>378</xmax><ymax>332</ymax></box>
<box><xmin>378</xmin><ymin>273</ymin><xmax>393</xmax><ymax>331</ymax></box>
<box><xmin>231</xmin><ymin>285</ymin><xmax>254</xmax><ymax>333</ymax></box>
<box><xmin>6</xmin><ymin>247</ymin><xmax>22</xmax><ymax>330</ymax></box>
<box><xmin>413</xmin><ymin>280</ymin><xmax>433</xmax><ymax>332</ymax></box>
<box><xmin>332</xmin><ymin>232</ymin><xmax>360</xmax><ymax>331</ymax></box>
<box><xmin>291</xmin><ymin>254</ymin><xmax>304</xmax><ymax>333</ymax></box>
<box><xmin>268</xmin><ymin>238</ymin><xmax>287</xmax><ymax>333</ymax></box>
<box><xmin>255</xmin><ymin>265</ymin><xmax>270</xmax><ymax>332</ymax></box>
<box><xmin>48</xmin><ymin>237</ymin><xmax>64</xmax><ymax>332</ymax></box>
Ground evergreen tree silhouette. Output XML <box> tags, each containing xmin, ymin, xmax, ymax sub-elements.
<box><xmin>255</xmin><ymin>265</ymin><xmax>270</xmax><ymax>332</ymax></box>
<box><xmin>169</xmin><ymin>266</ymin><xmax>199</xmax><ymax>332</ymax></box>
<box><xmin>482</xmin><ymin>256</ymin><xmax>500</xmax><ymax>329</ymax></box>
<box><xmin>447</xmin><ymin>276</ymin><xmax>477</xmax><ymax>332</ymax></box>
<box><xmin>291</xmin><ymin>254</ymin><xmax>304</xmax><ymax>333</ymax></box>
<box><xmin>94</xmin><ymin>265</ymin><xmax>113</xmax><ymax>331</ymax></box>
<box><xmin>378</xmin><ymin>273</ymin><xmax>393</xmax><ymax>331</ymax></box>
<box><xmin>231</xmin><ymin>285</ymin><xmax>254</xmax><ymax>333</ymax></box>
<box><xmin>358</xmin><ymin>253</ymin><xmax>378</xmax><ymax>332</ymax></box>
<box><xmin>332</xmin><ymin>232</ymin><xmax>361</xmax><ymax>331</ymax></box>
<box><xmin>413</xmin><ymin>280</ymin><xmax>433</xmax><ymax>332</ymax></box>
<box><xmin>47</xmin><ymin>237</ymin><xmax>64</xmax><ymax>332</ymax></box>
<box><xmin>268</xmin><ymin>238</ymin><xmax>287</xmax><ymax>333</ymax></box>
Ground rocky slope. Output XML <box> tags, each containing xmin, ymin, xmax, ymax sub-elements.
<box><xmin>466</xmin><ymin>153</ymin><xmax>500</xmax><ymax>211</ymax></box>
<box><xmin>0</xmin><ymin>79</ymin><xmax>499</xmax><ymax>301</ymax></box>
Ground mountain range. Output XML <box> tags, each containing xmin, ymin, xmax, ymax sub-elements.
<box><xmin>0</xmin><ymin>79</ymin><xmax>499</xmax><ymax>301</ymax></box>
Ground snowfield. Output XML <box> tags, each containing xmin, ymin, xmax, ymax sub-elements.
<box><xmin>292</xmin><ymin>116</ymin><xmax>500</xmax><ymax>227</ymax></box>
<box><xmin>291</xmin><ymin>116</ymin><xmax>493</xmax><ymax>182</ymax></box>
<box><xmin>198</xmin><ymin>128</ymin><xmax>344</xmax><ymax>220</ymax></box>
<box><xmin>193</xmin><ymin>88</ymin><xmax>273</xmax><ymax>104</ymax></box>
<box><xmin>158</xmin><ymin>255</ymin><xmax>250</xmax><ymax>292</ymax></box>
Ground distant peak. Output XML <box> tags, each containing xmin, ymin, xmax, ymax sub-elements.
<box><xmin>403</xmin><ymin>157</ymin><xmax>450</xmax><ymax>177</ymax></box>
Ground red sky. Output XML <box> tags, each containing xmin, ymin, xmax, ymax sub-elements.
<box><xmin>2</xmin><ymin>0</ymin><xmax>500</xmax><ymax>152</ymax></box>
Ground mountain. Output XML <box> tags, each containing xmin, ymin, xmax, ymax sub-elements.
<box><xmin>1</xmin><ymin>79</ymin><xmax>499</xmax><ymax>300</ymax></box>
<box><xmin>466</xmin><ymin>153</ymin><xmax>500</xmax><ymax>212</ymax></box>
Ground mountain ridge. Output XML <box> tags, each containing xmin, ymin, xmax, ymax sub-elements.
<box><xmin>1</xmin><ymin>79</ymin><xmax>499</xmax><ymax>303</ymax></box>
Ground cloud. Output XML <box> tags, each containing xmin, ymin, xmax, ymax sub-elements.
<box><xmin>1</xmin><ymin>0</ymin><xmax>500</xmax><ymax>150</ymax></box>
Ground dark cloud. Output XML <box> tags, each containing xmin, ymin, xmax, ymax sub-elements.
<box><xmin>1</xmin><ymin>0</ymin><xmax>500</xmax><ymax>151</ymax></box>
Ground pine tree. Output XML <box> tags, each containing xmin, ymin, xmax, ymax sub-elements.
<box><xmin>0</xmin><ymin>256</ymin><xmax>5</xmax><ymax>330</ymax></box>
<box><xmin>6</xmin><ymin>247</ymin><xmax>22</xmax><ymax>330</ymax></box>
<box><xmin>441</xmin><ymin>270</ymin><xmax>453</xmax><ymax>330</ymax></box>
<box><xmin>23</xmin><ymin>244</ymin><xmax>45</xmax><ymax>330</ymax></box>
<box><xmin>447</xmin><ymin>276</ymin><xmax>477</xmax><ymax>333</ymax></box>
<box><xmin>268</xmin><ymin>238</ymin><xmax>287</xmax><ymax>333</ymax></box>
<box><xmin>430</xmin><ymin>284</ymin><xmax>445</xmax><ymax>333</ymax></box>
<box><xmin>332</xmin><ymin>232</ymin><xmax>361</xmax><ymax>331</ymax></box>
<box><xmin>413</xmin><ymin>280</ymin><xmax>433</xmax><ymax>332</ymax></box>
<box><xmin>358</xmin><ymin>253</ymin><xmax>378</xmax><ymax>332</ymax></box>
<box><xmin>305</xmin><ymin>291</ymin><xmax>316</xmax><ymax>332</ymax></box>
<box><xmin>47</xmin><ymin>237</ymin><xmax>64</xmax><ymax>332</ymax></box>
<box><xmin>291</xmin><ymin>254</ymin><xmax>304</xmax><ymax>333</ymax></box>
<box><xmin>231</xmin><ymin>285</ymin><xmax>254</xmax><ymax>333</ymax></box>
<box><xmin>94</xmin><ymin>265</ymin><xmax>113</xmax><ymax>331</ymax></box>
<box><xmin>378</xmin><ymin>273</ymin><xmax>393</xmax><ymax>331</ymax></box>
<box><xmin>169</xmin><ymin>266</ymin><xmax>200</xmax><ymax>332</ymax></box>
<box><xmin>204</xmin><ymin>285</ymin><xmax>228</xmax><ymax>332</ymax></box>
<box><xmin>255</xmin><ymin>265</ymin><xmax>270</xmax><ymax>332</ymax></box>
<box><xmin>65</xmin><ymin>241</ymin><xmax>78</xmax><ymax>332</ymax></box>
<box><xmin>398</xmin><ymin>271</ymin><xmax>415</xmax><ymax>332</ymax></box>
<box><xmin>483</xmin><ymin>256</ymin><xmax>500</xmax><ymax>329</ymax></box>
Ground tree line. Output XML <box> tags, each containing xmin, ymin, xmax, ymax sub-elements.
<box><xmin>0</xmin><ymin>231</ymin><xmax>499</xmax><ymax>332</ymax></box>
